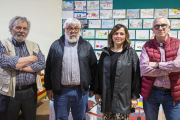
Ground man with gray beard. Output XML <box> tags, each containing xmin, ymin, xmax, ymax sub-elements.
<box><xmin>44</xmin><ymin>18</ymin><xmax>97</xmax><ymax>120</ymax></box>
<box><xmin>0</xmin><ymin>16</ymin><xmax>46</xmax><ymax>120</ymax></box>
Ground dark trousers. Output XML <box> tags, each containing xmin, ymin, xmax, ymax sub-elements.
<box><xmin>6</xmin><ymin>84</ymin><xmax>37</xmax><ymax>120</ymax></box>
<box><xmin>0</xmin><ymin>93</ymin><xmax>10</xmax><ymax>120</ymax></box>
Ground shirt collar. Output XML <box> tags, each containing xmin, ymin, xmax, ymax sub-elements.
<box><xmin>156</xmin><ymin>37</ymin><xmax>168</xmax><ymax>47</ymax></box>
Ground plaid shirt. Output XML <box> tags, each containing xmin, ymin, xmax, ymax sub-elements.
<box><xmin>0</xmin><ymin>38</ymin><xmax>46</xmax><ymax>86</ymax></box>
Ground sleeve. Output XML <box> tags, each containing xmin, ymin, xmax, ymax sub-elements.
<box><xmin>44</xmin><ymin>46</ymin><xmax>53</xmax><ymax>91</ymax></box>
<box><xmin>140</xmin><ymin>45</ymin><xmax>169</xmax><ymax>77</ymax></box>
<box><xmin>29</xmin><ymin>45</ymin><xmax>46</xmax><ymax>72</ymax></box>
<box><xmin>131</xmin><ymin>49</ymin><xmax>141</xmax><ymax>98</ymax></box>
<box><xmin>0</xmin><ymin>41</ymin><xmax>19</xmax><ymax>70</ymax></box>
<box><xmin>89</xmin><ymin>45</ymin><xmax>98</xmax><ymax>91</ymax></box>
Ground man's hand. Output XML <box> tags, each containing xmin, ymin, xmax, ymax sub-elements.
<box><xmin>89</xmin><ymin>91</ymin><xmax>94</xmax><ymax>98</ymax></box>
<box><xmin>28</xmin><ymin>55</ymin><xmax>38</xmax><ymax>63</ymax></box>
<box><xmin>175</xmin><ymin>55</ymin><xmax>180</xmax><ymax>60</ymax></box>
<box><xmin>3</xmin><ymin>54</ymin><xmax>10</xmax><ymax>58</ymax></box>
<box><xmin>47</xmin><ymin>90</ymin><xmax>54</xmax><ymax>101</ymax></box>
<box><xmin>95</xmin><ymin>94</ymin><xmax>102</xmax><ymax>106</ymax></box>
<box><xmin>131</xmin><ymin>98</ymin><xmax>138</xmax><ymax>108</ymax></box>
<box><xmin>149</xmin><ymin>62</ymin><xmax>157</xmax><ymax>68</ymax></box>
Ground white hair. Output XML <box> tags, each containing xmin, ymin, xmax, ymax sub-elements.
<box><xmin>63</xmin><ymin>18</ymin><xmax>81</xmax><ymax>28</ymax></box>
<box><xmin>152</xmin><ymin>17</ymin><xmax>170</xmax><ymax>28</ymax></box>
<box><xmin>9</xmin><ymin>16</ymin><xmax>30</xmax><ymax>31</ymax></box>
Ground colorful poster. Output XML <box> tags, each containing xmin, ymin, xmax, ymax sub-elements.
<box><xmin>74</xmin><ymin>11</ymin><xmax>86</xmax><ymax>19</ymax></box>
<box><xmin>102</xmin><ymin>19</ymin><xmax>114</xmax><ymax>28</ymax></box>
<box><xmin>88</xmin><ymin>40</ymin><xmax>95</xmax><ymax>49</ymax></box>
<box><xmin>129</xmin><ymin>19</ymin><xmax>142</xmax><ymax>29</ymax></box>
<box><xmin>140</xmin><ymin>9</ymin><xmax>154</xmax><ymax>18</ymax></box>
<box><xmin>62</xmin><ymin>11</ymin><xmax>73</xmax><ymax>19</ymax></box>
<box><xmin>136</xmin><ymin>30</ymin><xmax>149</xmax><ymax>39</ymax></box>
<box><xmin>100</xmin><ymin>0</ymin><xmax>113</xmax><ymax>10</ymax></box>
<box><xmin>95</xmin><ymin>51</ymin><xmax>102</xmax><ymax>60</ymax></box>
<box><xmin>87</xmin><ymin>1</ymin><xmax>99</xmax><ymax>10</ymax></box>
<box><xmin>62</xmin><ymin>1</ymin><xmax>74</xmax><ymax>11</ymax></box>
<box><xmin>95</xmin><ymin>40</ymin><xmax>108</xmax><ymax>49</ymax></box>
<box><xmin>154</xmin><ymin>9</ymin><xmax>168</xmax><ymax>18</ymax></box>
<box><xmin>135</xmin><ymin>41</ymin><xmax>146</xmax><ymax>50</ymax></box>
<box><xmin>89</xmin><ymin>20</ymin><xmax>101</xmax><ymax>28</ymax></box>
<box><xmin>143</xmin><ymin>19</ymin><xmax>154</xmax><ymax>28</ymax></box>
<box><xmin>96</xmin><ymin>30</ymin><xmax>108</xmax><ymax>39</ymax></box>
<box><xmin>87</xmin><ymin>10</ymin><xmax>99</xmax><ymax>19</ymax></box>
<box><xmin>82</xmin><ymin>30</ymin><xmax>95</xmax><ymax>39</ymax></box>
<box><xmin>79</xmin><ymin>20</ymin><xmax>88</xmax><ymax>28</ymax></box>
<box><xmin>169</xmin><ymin>31</ymin><xmax>177</xmax><ymax>38</ymax></box>
<box><xmin>169</xmin><ymin>9</ymin><xmax>180</xmax><ymax>18</ymax></box>
<box><xmin>150</xmin><ymin>30</ymin><xmax>155</xmax><ymax>39</ymax></box>
<box><xmin>100</xmin><ymin>10</ymin><xmax>112</xmax><ymax>19</ymax></box>
<box><xmin>74</xmin><ymin>1</ymin><xmax>86</xmax><ymax>10</ymax></box>
<box><xmin>115</xmin><ymin>19</ymin><xmax>128</xmax><ymax>28</ymax></box>
<box><xmin>170</xmin><ymin>19</ymin><xmax>180</xmax><ymax>29</ymax></box>
<box><xmin>113</xmin><ymin>9</ymin><xmax>126</xmax><ymax>18</ymax></box>
<box><xmin>128</xmin><ymin>30</ymin><xmax>135</xmax><ymax>39</ymax></box>
<box><xmin>127</xmin><ymin>9</ymin><xmax>139</xmax><ymax>18</ymax></box>
<box><xmin>130</xmin><ymin>41</ymin><xmax>135</xmax><ymax>49</ymax></box>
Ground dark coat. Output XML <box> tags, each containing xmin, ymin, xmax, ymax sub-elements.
<box><xmin>44</xmin><ymin>35</ymin><xmax>97</xmax><ymax>95</ymax></box>
<box><xmin>94</xmin><ymin>45</ymin><xmax>141</xmax><ymax>114</ymax></box>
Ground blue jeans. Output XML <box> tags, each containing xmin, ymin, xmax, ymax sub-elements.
<box><xmin>143</xmin><ymin>86</ymin><xmax>180</xmax><ymax>120</ymax></box>
<box><xmin>54</xmin><ymin>86</ymin><xmax>89</xmax><ymax>120</ymax></box>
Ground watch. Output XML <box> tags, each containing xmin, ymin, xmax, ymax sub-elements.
<box><xmin>155</xmin><ymin>62</ymin><xmax>159</xmax><ymax>69</ymax></box>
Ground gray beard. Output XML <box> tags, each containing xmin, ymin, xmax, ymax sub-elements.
<box><xmin>12</xmin><ymin>32</ymin><xmax>26</xmax><ymax>43</ymax></box>
<box><xmin>65</xmin><ymin>33</ymin><xmax>80</xmax><ymax>43</ymax></box>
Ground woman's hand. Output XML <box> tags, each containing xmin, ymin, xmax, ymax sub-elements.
<box><xmin>95</xmin><ymin>94</ymin><xmax>102</xmax><ymax>106</ymax></box>
<box><xmin>131</xmin><ymin>98</ymin><xmax>138</xmax><ymax>108</ymax></box>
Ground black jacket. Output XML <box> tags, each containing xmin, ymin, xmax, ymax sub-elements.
<box><xmin>44</xmin><ymin>35</ymin><xmax>97</xmax><ymax>95</ymax></box>
<box><xmin>94</xmin><ymin>46</ymin><xmax>141</xmax><ymax>114</ymax></box>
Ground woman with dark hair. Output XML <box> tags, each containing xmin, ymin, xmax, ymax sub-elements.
<box><xmin>94</xmin><ymin>24</ymin><xmax>141</xmax><ymax>120</ymax></box>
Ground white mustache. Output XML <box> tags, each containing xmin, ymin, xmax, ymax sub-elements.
<box><xmin>17</xmin><ymin>33</ymin><xmax>25</xmax><ymax>36</ymax></box>
<box><xmin>70</xmin><ymin>34</ymin><xmax>76</xmax><ymax>37</ymax></box>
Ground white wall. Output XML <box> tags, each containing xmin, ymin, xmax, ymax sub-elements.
<box><xmin>0</xmin><ymin>0</ymin><xmax>62</xmax><ymax>59</ymax></box>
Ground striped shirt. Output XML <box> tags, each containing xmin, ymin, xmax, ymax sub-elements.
<box><xmin>61</xmin><ymin>38</ymin><xmax>80</xmax><ymax>85</ymax></box>
<box><xmin>0</xmin><ymin>37</ymin><xmax>46</xmax><ymax>86</ymax></box>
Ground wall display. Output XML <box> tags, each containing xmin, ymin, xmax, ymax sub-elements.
<box><xmin>115</xmin><ymin>19</ymin><xmax>128</xmax><ymax>28</ymax></box>
<box><xmin>154</xmin><ymin>9</ymin><xmax>168</xmax><ymax>18</ymax></box>
<box><xmin>170</xmin><ymin>19</ymin><xmax>180</xmax><ymax>29</ymax></box>
<box><xmin>74</xmin><ymin>10</ymin><xmax>86</xmax><ymax>19</ymax></box>
<box><xmin>136</xmin><ymin>51</ymin><xmax>142</xmax><ymax>58</ymax></box>
<box><xmin>178</xmin><ymin>31</ymin><xmax>180</xmax><ymax>39</ymax></box>
<box><xmin>109</xmin><ymin>30</ymin><xmax>111</xmax><ymax>34</ymax></box>
<box><xmin>74</xmin><ymin>1</ymin><xmax>86</xmax><ymax>10</ymax></box>
<box><xmin>87</xmin><ymin>1</ymin><xmax>99</xmax><ymax>10</ymax></box>
<box><xmin>102</xmin><ymin>19</ymin><xmax>114</xmax><ymax>28</ymax></box>
<box><xmin>129</xmin><ymin>30</ymin><xmax>135</xmax><ymax>39</ymax></box>
<box><xmin>89</xmin><ymin>20</ymin><xmax>101</xmax><ymax>28</ymax></box>
<box><xmin>82</xmin><ymin>30</ymin><xmax>95</xmax><ymax>38</ymax></box>
<box><xmin>169</xmin><ymin>31</ymin><xmax>177</xmax><ymax>38</ymax></box>
<box><xmin>169</xmin><ymin>9</ymin><xmax>180</xmax><ymax>18</ymax></box>
<box><xmin>143</xmin><ymin>19</ymin><xmax>154</xmax><ymax>28</ymax></box>
<box><xmin>95</xmin><ymin>51</ymin><xmax>102</xmax><ymax>60</ymax></box>
<box><xmin>140</xmin><ymin>9</ymin><xmax>154</xmax><ymax>18</ymax></box>
<box><xmin>127</xmin><ymin>9</ymin><xmax>139</xmax><ymax>18</ymax></box>
<box><xmin>95</xmin><ymin>40</ymin><xmax>108</xmax><ymax>49</ymax></box>
<box><xmin>62</xmin><ymin>1</ymin><xmax>74</xmax><ymax>11</ymax></box>
<box><xmin>150</xmin><ymin>30</ymin><xmax>155</xmax><ymax>39</ymax></box>
<box><xmin>87</xmin><ymin>10</ymin><xmax>99</xmax><ymax>19</ymax></box>
<box><xmin>113</xmin><ymin>9</ymin><xmax>126</xmax><ymax>18</ymax></box>
<box><xmin>130</xmin><ymin>41</ymin><xmax>135</xmax><ymax>49</ymax></box>
<box><xmin>79</xmin><ymin>20</ymin><xmax>88</xmax><ymax>28</ymax></box>
<box><xmin>62</xmin><ymin>11</ymin><xmax>74</xmax><ymax>19</ymax></box>
<box><xmin>100</xmin><ymin>10</ymin><xmax>112</xmax><ymax>19</ymax></box>
<box><xmin>129</xmin><ymin>19</ymin><xmax>142</xmax><ymax>29</ymax></box>
<box><xmin>96</xmin><ymin>30</ymin><xmax>108</xmax><ymax>39</ymax></box>
<box><xmin>135</xmin><ymin>41</ymin><xmax>146</xmax><ymax>50</ymax></box>
<box><xmin>88</xmin><ymin>40</ymin><xmax>95</xmax><ymax>49</ymax></box>
<box><xmin>100</xmin><ymin>0</ymin><xmax>113</xmax><ymax>10</ymax></box>
<box><xmin>136</xmin><ymin>30</ymin><xmax>149</xmax><ymax>39</ymax></box>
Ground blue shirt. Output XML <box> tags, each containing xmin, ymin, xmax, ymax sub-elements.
<box><xmin>0</xmin><ymin>38</ymin><xmax>46</xmax><ymax>86</ymax></box>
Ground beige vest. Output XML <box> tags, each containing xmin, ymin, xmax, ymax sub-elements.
<box><xmin>0</xmin><ymin>38</ymin><xmax>43</xmax><ymax>97</ymax></box>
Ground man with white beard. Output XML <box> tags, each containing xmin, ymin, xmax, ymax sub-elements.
<box><xmin>44</xmin><ymin>18</ymin><xmax>97</xmax><ymax>120</ymax></box>
<box><xmin>0</xmin><ymin>16</ymin><xmax>46</xmax><ymax>120</ymax></box>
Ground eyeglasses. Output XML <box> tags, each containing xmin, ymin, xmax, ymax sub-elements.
<box><xmin>153</xmin><ymin>24</ymin><xmax>168</xmax><ymax>30</ymax></box>
<box><xmin>65</xmin><ymin>28</ymin><xmax>80</xmax><ymax>32</ymax></box>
